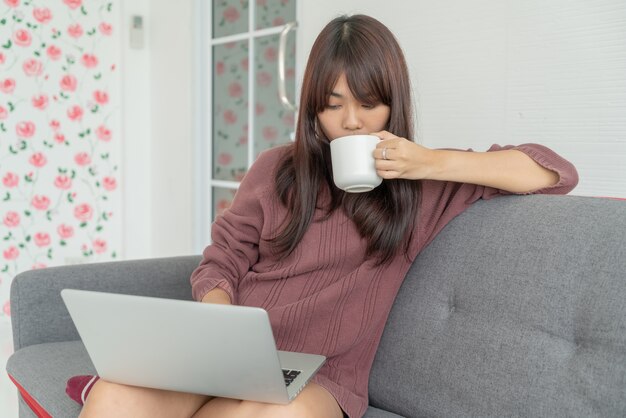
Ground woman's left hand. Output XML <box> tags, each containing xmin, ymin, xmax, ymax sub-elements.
<box><xmin>371</xmin><ymin>131</ymin><xmax>435</xmax><ymax>180</ymax></box>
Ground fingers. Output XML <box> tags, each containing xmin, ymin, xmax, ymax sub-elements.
<box><xmin>376</xmin><ymin>167</ymin><xmax>401</xmax><ymax>179</ymax></box>
<box><xmin>374</xmin><ymin>146</ymin><xmax>392</xmax><ymax>161</ymax></box>
<box><xmin>370</xmin><ymin>132</ymin><xmax>414</xmax><ymax>179</ymax></box>
<box><xmin>375</xmin><ymin>156</ymin><xmax>403</xmax><ymax>179</ymax></box>
<box><xmin>374</xmin><ymin>141</ymin><xmax>405</xmax><ymax>161</ymax></box>
<box><xmin>374</xmin><ymin>140</ymin><xmax>400</xmax><ymax>161</ymax></box>
<box><xmin>373</xmin><ymin>140</ymin><xmax>400</xmax><ymax>170</ymax></box>
<box><xmin>372</xmin><ymin>131</ymin><xmax>401</xmax><ymax>148</ymax></box>
<box><xmin>370</xmin><ymin>130</ymin><xmax>394</xmax><ymax>140</ymax></box>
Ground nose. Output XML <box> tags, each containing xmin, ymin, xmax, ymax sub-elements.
<box><xmin>342</xmin><ymin>105</ymin><xmax>362</xmax><ymax>131</ymax></box>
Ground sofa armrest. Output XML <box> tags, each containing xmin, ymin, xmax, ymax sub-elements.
<box><xmin>10</xmin><ymin>255</ymin><xmax>202</xmax><ymax>351</ymax></box>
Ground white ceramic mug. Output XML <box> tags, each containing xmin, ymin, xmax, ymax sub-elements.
<box><xmin>330</xmin><ymin>134</ymin><xmax>382</xmax><ymax>193</ymax></box>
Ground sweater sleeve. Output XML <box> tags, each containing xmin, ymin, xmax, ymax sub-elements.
<box><xmin>414</xmin><ymin>143</ymin><xmax>578</xmax><ymax>255</ymax></box>
<box><xmin>190</xmin><ymin>148</ymin><xmax>284</xmax><ymax>303</ymax></box>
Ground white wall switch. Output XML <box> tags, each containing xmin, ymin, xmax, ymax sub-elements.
<box><xmin>130</xmin><ymin>15</ymin><xmax>144</xmax><ymax>49</ymax></box>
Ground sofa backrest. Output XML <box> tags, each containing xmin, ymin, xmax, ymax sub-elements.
<box><xmin>10</xmin><ymin>256</ymin><xmax>201</xmax><ymax>350</ymax></box>
<box><xmin>369</xmin><ymin>195</ymin><xmax>626</xmax><ymax>417</ymax></box>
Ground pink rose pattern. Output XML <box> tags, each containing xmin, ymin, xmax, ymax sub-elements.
<box><xmin>0</xmin><ymin>1</ymin><xmax>120</xmax><ymax>318</ymax></box>
<box><xmin>213</xmin><ymin>39</ymin><xmax>248</xmax><ymax>182</ymax></box>
<box><xmin>212</xmin><ymin>1</ymin><xmax>295</xmax><ymax>221</ymax></box>
<box><xmin>213</xmin><ymin>0</ymin><xmax>249</xmax><ymax>38</ymax></box>
<box><xmin>213</xmin><ymin>187</ymin><xmax>238</xmax><ymax>218</ymax></box>
<box><xmin>255</xmin><ymin>0</ymin><xmax>295</xmax><ymax>30</ymax></box>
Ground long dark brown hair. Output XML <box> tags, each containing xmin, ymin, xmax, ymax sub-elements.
<box><xmin>272</xmin><ymin>14</ymin><xmax>421</xmax><ymax>264</ymax></box>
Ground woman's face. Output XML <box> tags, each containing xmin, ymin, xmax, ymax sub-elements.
<box><xmin>317</xmin><ymin>73</ymin><xmax>391</xmax><ymax>140</ymax></box>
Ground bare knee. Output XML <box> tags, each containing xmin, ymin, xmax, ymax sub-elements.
<box><xmin>247</xmin><ymin>382</ymin><xmax>342</xmax><ymax>418</ymax></box>
<box><xmin>81</xmin><ymin>379</ymin><xmax>210</xmax><ymax>418</ymax></box>
<box><xmin>85</xmin><ymin>379</ymin><xmax>135</xmax><ymax>405</ymax></box>
<box><xmin>192</xmin><ymin>398</ymin><xmax>312</xmax><ymax>418</ymax></box>
<box><xmin>192</xmin><ymin>383</ymin><xmax>342</xmax><ymax>418</ymax></box>
<box><xmin>269</xmin><ymin>402</ymin><xmax>318</xmax><ymax>418</ymax></box>
<box><xmin>240</xmin><ymin>400</ymin><xmax>321</xmax><ymax>418</ymax></box>
<box><xmin>80</xmin><ymin>380</ymin><xmax>140</xmax><ymax>416</ymax></box>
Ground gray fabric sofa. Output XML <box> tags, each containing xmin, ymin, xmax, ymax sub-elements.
<box><xmin>6</xmin><ymin>194</ymin><xmax>626</xmax><ymax>417</ymax></box>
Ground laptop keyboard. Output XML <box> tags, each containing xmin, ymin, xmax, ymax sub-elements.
<box><xmin>282</xmin><ymin>369</ymin><xmax>302</xmax><ymax>387</ymax></box>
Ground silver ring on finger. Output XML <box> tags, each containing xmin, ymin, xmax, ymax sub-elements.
<box><xmin>382</xmin><ymin>147</ymin><xmax>388</xmax><ymax>160</ymax></box>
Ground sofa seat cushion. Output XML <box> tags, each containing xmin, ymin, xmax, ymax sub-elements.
<box><xmin>8</xmin><ymin>340</ymin><xmax>403</xmax><ymax>418</ymax></box>
<box><xmin>7</xmin><ymin>341</ymin><xmax>93</xmax><ymax>418</ymax></box>
<box><xmin>363</xmin><ymin>406</ymin><xmax>405</xmax><ymax>417</ymax></box>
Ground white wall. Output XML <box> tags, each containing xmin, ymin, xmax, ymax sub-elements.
<box><xmin>148</xmin><ymin>2</ymin><xmax>194</xmax><ymax>257</ymax></box>
<box><xmin>122</xmin><ymin>0</ymin><xmax>195</xmax><ymax>259</ymax></box>
<box><xmin>121</xmin><ymin>0</ymin><xmax>152</xmax><ymax>259</ymax></box>
<box><xmin>123</xmin><ymin>0</ymin><xmax>626</xmax><ymax>259</ymax></box>
<box><xmin>298</xmin><ymin>0</ymin><xmax>626</xmax><ymax>198</ymax></box>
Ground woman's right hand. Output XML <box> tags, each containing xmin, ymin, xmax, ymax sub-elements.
<box><xmin>200</xmin><ymin>288</ymin><xmax>232</xmax><ymax>305</ymax></box>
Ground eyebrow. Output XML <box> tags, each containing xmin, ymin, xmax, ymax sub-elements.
<box><xmin>330</xmin><ymin>92</ymin><xmax>344</xmax><ymax>98</ymax></box>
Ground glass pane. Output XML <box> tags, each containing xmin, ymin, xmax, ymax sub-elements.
<box><xmin>255</xmin><ymin>0</ymin><xmax>296</xmax><ymax>30</ymax></box>
<box><xmin>213</xmin><ymin>41</ymin><xmax>249</xmax><ymax>181</ymax></box>
<box><xmin>213</xmin><ymin>0</ymin><xmax>249</xmax><ymax>38</ymax></box>
<box><xmin>253</xmin><ymin>33</ymin><xmax>296</xmax><ymax>158</ymax></box>
<box><xmin>212</xmin><ymin>187</ymin><xmax>238</xmax><ymax>220</ymax></box>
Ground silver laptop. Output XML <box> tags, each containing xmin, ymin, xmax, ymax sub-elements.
<box><xmin>61</xmin><ymin>289</ymin><xmax>325</xmax><ymax>404</ymax></box>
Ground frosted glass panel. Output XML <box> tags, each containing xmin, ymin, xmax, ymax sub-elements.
<box><xmin>253</xmin><ymin>33</ymin><xmax>296</xmax><ymax>158</ymax></box>
<box><xmin>255</xmin><ymin>0</ymin><xmax>296</xmax><ymax>30</ymax></box>
<box><xmin>212</xmin><ymin>187</ymin><xmax>238</xmax><ymax>220</ymax></box>
<box><xmin>212</xmin><ymin>41</ymin><xmax>249</xmax><ymax>181</ymax></box>
<box><xmin>208</xmin><ymin>0</ymin><xmax>298</xmax><ymax>236</ymax></box>
<box><xmin>213</xmin><ymin>0</ymin><xmax>249</xmax><ymax>38</ymax></box>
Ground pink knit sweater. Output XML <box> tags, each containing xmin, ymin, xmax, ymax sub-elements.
<box><xmin>190</xmin><ymin>143</ymin><xmax>578</xmax><ymax>418</ymax></box>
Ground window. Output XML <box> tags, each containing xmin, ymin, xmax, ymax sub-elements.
<box><xmin>195</xmin><ymin>0</ymin><xmax>297</xmax><ymax>249</ymax></box>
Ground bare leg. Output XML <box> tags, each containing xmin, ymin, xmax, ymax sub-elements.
<box><xmin>191</xmin><ymin>382</ymin><xmax>343</xmax><ymax>418</ymax></box>
<box><xmin>79</xmin><ymin>379</ymin><xmax>212</xmax><ymax>418</ymax></box>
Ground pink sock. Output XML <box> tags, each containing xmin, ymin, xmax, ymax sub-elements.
<box><xmin>66</xmin><ymin>375</ymin><xmax>100</xmax><ymax>405</ymax></box>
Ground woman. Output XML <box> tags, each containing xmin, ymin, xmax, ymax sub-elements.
<box><xmin>70</xmin><ymin>14</ymin><xmax>577</xmax><ymax>418</ymax></box>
